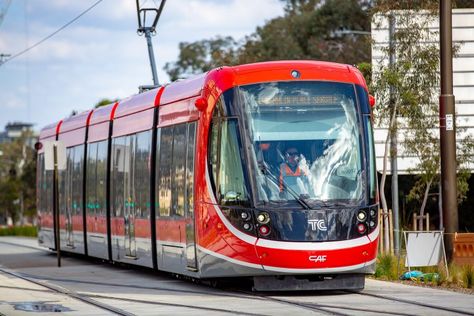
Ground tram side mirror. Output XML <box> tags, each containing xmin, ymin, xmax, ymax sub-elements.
<box><xmin>369</xmin><ymin>94</ymin><xmax>376</xmax><ymax>107</ymax></box>
<box><xmin>223</xmin><ymin>191</ymin><xmax>240</xmax><ymax>202</ymax></box>
<box><xmin>195</xmin><ymin>97</ymin><xmax>207</xmax><ymax>111</ymax></box>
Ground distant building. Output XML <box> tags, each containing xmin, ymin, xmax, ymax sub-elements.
<box><xmin>0</xmin><ymin>122</ymin><xmax>38</xmax><ymax>147</ymax></box>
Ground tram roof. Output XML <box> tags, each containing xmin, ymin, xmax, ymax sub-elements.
<box><xmin>58</xmin><ymin>110</ymin><xmax>93</xmax><ymax>134</ymax></box>
<box><xmin>39</xmin><ymin>60</ymin><xmax>367</xmax><ymax>136</ymax></box>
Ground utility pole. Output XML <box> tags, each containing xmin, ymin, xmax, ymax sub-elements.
<box><xmin>439</xmin><ymin>0</ymin><xmax>458</xmax><ymax>260</ymax></box>
<box><xmin>388</xmin><ymin>13</ymin><xmax>400</xmax><ymax>255</ymax></box>
<box><xmin>136</xmin><ymin>0</ymin><xmax>166</xmax><ymax>91</ymax></box>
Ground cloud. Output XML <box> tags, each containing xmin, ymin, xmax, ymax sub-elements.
<box><xmin>1</xmin><ymin>94</ymin><xmax>26</xmax><ymax>110</ymax></box>
<box><xmin>162</xmin><ymin>0</ymin><xmax>283</xmax><ymax>40</ymax></box>
<box><xmin>0</xmin><ymin>0</ymin><xmax>285</xmax><ymax>130</ymax></box>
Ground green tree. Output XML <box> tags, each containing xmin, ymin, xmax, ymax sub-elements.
<box><xmin>0</xmin><ymin>131</ymin><xmax>37</xmax><ymax>225</ymax></box>
<box><xmin>165</xmin><ymin>0</ymin><xmax>372</xmax><ymax>80</ymax></box>
<box><xmin>164</xmin><ymin>36</ymin><xmax>239</xmax><ymax>81</ymax></box>
<box><xmin>371</xmin><ymin>2</ymin><xmax>473</xmax><ymax>230</ymax></box>
<box><xmin>94</xmin><ymin>98</ymin><xmax>118</xmax><ymax>108</ymax></box>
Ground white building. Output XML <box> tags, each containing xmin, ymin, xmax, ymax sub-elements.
<box><xmin>371</xmin><ymin>9</ymin><xmax>474</xmax><ymax>174</ymax></box>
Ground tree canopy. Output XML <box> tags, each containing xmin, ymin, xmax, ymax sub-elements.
<box><xmin>164</xmin><ymin>0</ymin><xmax>372</xmax><ymax>80</ymax></box>
<box><xmin>0</xmin><ymin>131</ymin><xmax>37</xmax><ymax>225</ymax></box>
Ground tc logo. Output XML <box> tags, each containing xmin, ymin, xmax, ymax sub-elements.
<box><xmin>309</xmin><ymin>255</ymin><xmax>327</xmax><ymax>262</ymax></box>
<box><xmin>308</xmin><ymin>219</ymin><xmax>327</xmax><ymax>231</ymax></box>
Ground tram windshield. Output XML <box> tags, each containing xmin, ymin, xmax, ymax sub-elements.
<box><xmin>239</xmin><ymin>81</ymin><xmax>364</xmax><ymax>205</ymax></box>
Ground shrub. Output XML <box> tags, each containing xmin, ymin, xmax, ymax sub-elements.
<box><xmin>448</xmin><ymin>263</ymin><xmax>462</xmax><ymax>286</ymax></box>
<box><xmin>0</xmin><ymin>226</ymin><xmax>38</xmax><ymax>237</ymax></box>
<box><xmin>461</xmin><ymin>265</ymin><xmax>474</xmax><ymax>289</ymax></box>
<box><xmin>375</xmin><ymin>253</ymin><xmax>399</xmax><ymax>280</ymax></box>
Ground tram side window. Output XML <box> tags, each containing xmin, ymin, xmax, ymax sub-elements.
<box><xmin>72</xmin><ymin>145</ymin><xmax>84</xmax><ymax>216</ymax></box>
<box><xmin>111</xmin><ymin>137</ymin><xmax>127</xmax><ymax>218</ymax></box>
<box><xmin>366</xmin><ymin>118</ymin><xmax>376</xmax><ymax>200</ymax></box>
<box><xmin>158</xmin><ymin>127</ymin><xmax>173</xmax><ymax>216</ymax></box>
<box><xmin>172</xmin><ymin>124</ymin><xmax>186</xmax><ymax>217</ymax></box>
<box><xmin>157</xmin><ymin>122</ymin><xmax>197</xmax><ymax>218</ymax></box>
<box><xmin>86</xmin><ymin>142</ymin><xmax>98</xmax><ymax>216</ymax></box>
<box><xmin>58</xmin><ymin>147</ymin><xmax>72</xmax><ymax>219</ymax></box>
<box><xmin>186</xmin><ymin>122</ymin><xmax>196</xmax><ymax>216</ymax></box>
<box><xmin>37</xmin><ymin>153</ymin><xmax>44</xmax><ymax>213</ymax></box>
<box><xmin>58</xmin><ymin>145</ymin><xmax>84</xmax><ymax>219</ymax></box>
<box><xmin>112</xmin><ymin>133</ymin><xmax>151</xmax><ymax>220</ymax></box>
<box><xmin>86</xmin><ymin>141</ymin><xmax>107</xmax><ymax>217</ymax></box>
<box><xmin>45</xmin><ymin>165</ymin><xmax>53</xmax><ymax>217</ymax></box>
<box><xmin>208</xmin><ymin>118</ymin><xmax>249</xmax><ymax>205</ymax></box>
<box><xmin>209</xmin><ymin>119</ymin><xmax>219</xmax><ymax>191</ymax></box>
<box><xmin>58</xmin><ymin>150</ymin><xmax>67</xmax><ymax>217</ymax></box>
<box><xmin>37</xmin><ymin>153</ymin><xmax>52</xmax><ymax>219</ymax></box>
<box><xmin>96</xmin><ymin>141</ymin><xmax>108</xmax><ymax>216</ymax></box>
<box><xmin>135</xmin><ymin>131</ymin><xmax>151</xmax><ymax>219</ymax></box>
<box><xmin>124</xmin><ymin>135</ymin><xmax>136</xmax><ymax>221</ymax></box>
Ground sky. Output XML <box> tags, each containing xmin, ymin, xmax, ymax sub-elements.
<box><xmin>0</xmin><ymin>0</ymin><xmax>284</xmax><ymax>131</ymax></box>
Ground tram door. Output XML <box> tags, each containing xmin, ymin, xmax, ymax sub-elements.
<box><xmin>185</xmin><ymin>123</ymin><xmax>197</xmax><ymax>270</ymax></box>
<box><xmin>123</xmin><ymin>137</ymin><xmax>137</xmax><ymax>258</ymax></box>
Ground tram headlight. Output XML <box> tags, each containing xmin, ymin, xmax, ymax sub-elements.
<box><xmin>357</xmin><ymin>211</ymin><xmax>367</xmax><ymax>222</ymax></box>
<box><xmin>240</xmin><ymin>211</ymin><xmax>251</xmax><ymax>221</ymax></box>
<box><xmin>243</xmin><ymin>222</ymin><xmax>253</xmax><ymax>231</ymax></box>
<box><xmin>258</xmin><ymin>225</ymin><xmax>271</xmax><ymax>236</ymax></box>
<box><xmin>256</xmin><ymin>212</ymin><xmax>270</xmax><ymax>224</ymax></box>
<box><xmin>357</xmin><ymin>223</ymin><xmax>367</xmax><ymax>234</ymax></box>
<box><xmin>370</xmin><ymin>208</ymin><xmax>376</xmax><ymax>218</ymax></box>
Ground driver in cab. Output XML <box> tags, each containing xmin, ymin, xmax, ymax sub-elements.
<box><xmin>279</xmin><ymin>147</ymin><xmax>310</xmax><ymax>199</ymax></box>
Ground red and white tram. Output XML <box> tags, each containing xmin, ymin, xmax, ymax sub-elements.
<box><xmin>37</xmin><ymin>61</ymin><xmax>379</xmax><ymax>290</ymax></box>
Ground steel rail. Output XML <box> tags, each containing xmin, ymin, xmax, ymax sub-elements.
<box><xmin>347</xmin><ymin>290</ymin><xmax>474</xmax><ymax>316</ymax></box>
<box><xmin>0</xmin><ymin>267</ymin><xmax>133</xmax><ymax>316</ymax></box>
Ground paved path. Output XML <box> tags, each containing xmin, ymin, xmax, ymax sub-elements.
<box><xmin>0</xmin><ymin>237</ymin><xmax>473</xmax><ymax>315</ymax></box>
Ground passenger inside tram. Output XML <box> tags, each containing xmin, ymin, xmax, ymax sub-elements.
<box><xmin>254</xmin><ymin>136</ymin><xmax>360</xmax><ymax>203</ymax></box>
<box><xmin>278</xmin><ymin>146</ymin><xmax>310</xmax><ymax>199</ymax></box>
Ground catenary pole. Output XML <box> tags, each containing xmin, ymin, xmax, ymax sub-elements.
<box><xmin>439</xmin><ymin>0</ymin><xmax>458</xmax><ymax>260</ymax></box>
<box><xmin>144</xmin><ymin>28</ymin><xmax>159</xmax><ymax>86</ymax></box>
<box><xmin>136</xmin><ymin>0</ymin><xmax>166</xmax><ymax>89</ymax></box>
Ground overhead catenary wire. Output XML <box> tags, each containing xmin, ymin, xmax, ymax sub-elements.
<box><xmin>0</xmin><ymin>0</ymin><xmax>104</xmax><ymax>66</ymax></box>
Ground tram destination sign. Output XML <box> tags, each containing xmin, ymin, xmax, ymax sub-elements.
<box><xmin>258</xmin><ymin>95</ymin><xmax>343</xmax><ymax>106</ymax></box>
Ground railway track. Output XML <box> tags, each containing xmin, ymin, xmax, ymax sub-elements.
<box><xmin>238</xmin><ymin>288</ymin><xmax>474</xmax><ymax>316</ymax></box>
<box><xmin>1</xmin><ymin>239</ymin><xmax>473</xmax><ymax>316</ymax></box>
<box><xmin>10</xmin><ymin>268</ymin><xmax>474</xmax><ymax>316</ymax></box>
<box><xmin>347</xmin><ymin>290</ymin><xmax>474</xmax><ymax>316</ymax></box>
<box><xmin>0</xmin><ymin>267</ymin><xmax>133</xmax><ymax>316</ymax></box>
